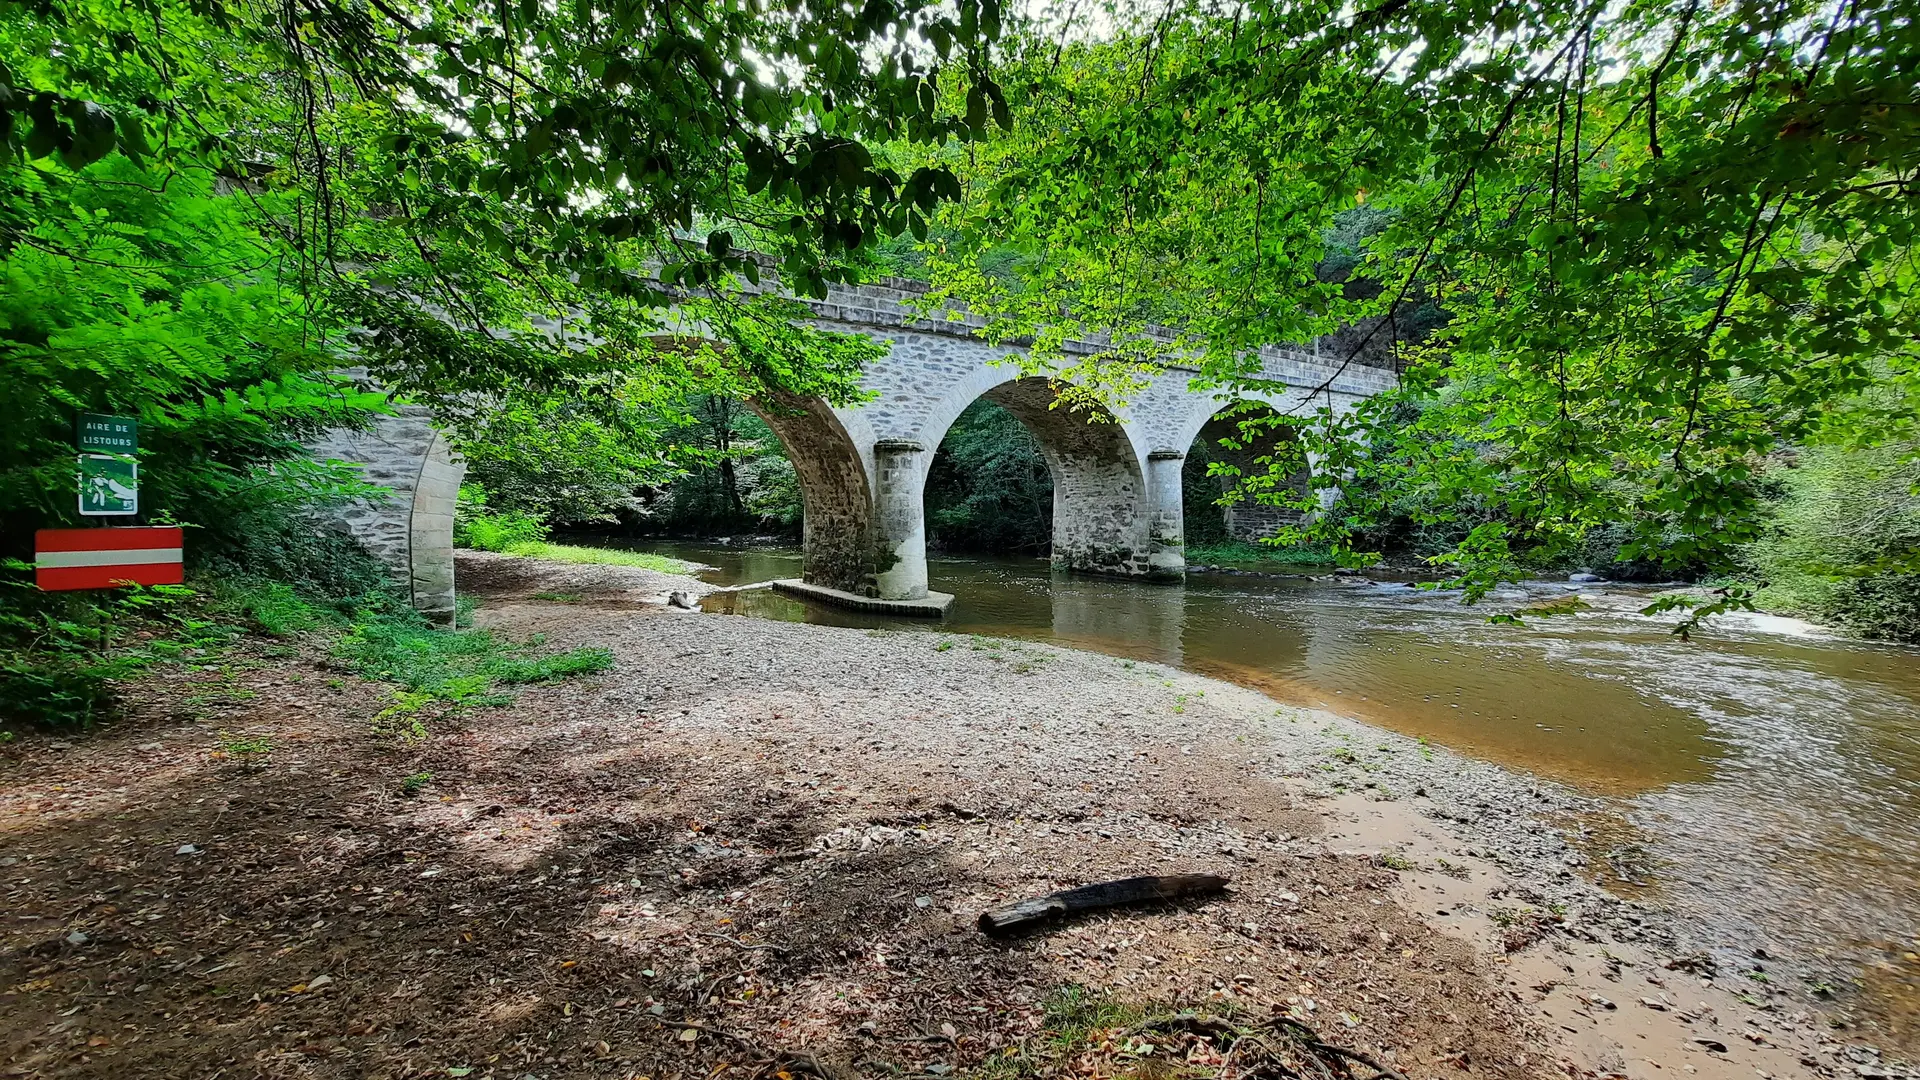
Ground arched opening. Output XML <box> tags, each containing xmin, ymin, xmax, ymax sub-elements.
<box><xmin>745</xmin><ymin>392</ymin><xmax>877</xmax><ymax>595</ymax></box>
<box><xmin>1182</xmin><ymin>403</ymin><xmax>1308</xmax><ymax>549</ymax></box>
<box><xmin>923</xmin><ymin>398</ymin><xmax>1053</xmax><ymax>554</ymax></box>
<box><xmin>924</xmin><ymin>377</ymin><xmax>1152</xmax><ymax>577</ymax></box>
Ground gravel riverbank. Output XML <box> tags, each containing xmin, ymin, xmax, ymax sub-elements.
<box><xmin>454</xmin><ymin>553</ymin><xmax>1864</xmax><ymax>1079</ymax></box>
<box><xmin>0</xmin><ymin>552</ymin><xmax>1885</xmax><ymax>1079</ymax></box>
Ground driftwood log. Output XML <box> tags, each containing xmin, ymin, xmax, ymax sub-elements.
<box><xmin>978</xmin><ymin>873</ymin><xmax>1230</xmax><ymax>934</ymax></box>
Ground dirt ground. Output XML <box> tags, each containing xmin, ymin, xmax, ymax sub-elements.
<box><xmin>0</xmin><ymin>554</ymin><xmax>1856</xmax><ymax>1080</ymax></box>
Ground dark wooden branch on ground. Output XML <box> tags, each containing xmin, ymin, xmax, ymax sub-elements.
<box><xmin>977</xmin><ymin>873</ymin><xmax>1230</xmax><ymax>934</ymax></box>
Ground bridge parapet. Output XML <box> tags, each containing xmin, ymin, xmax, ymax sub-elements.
<box><xmin>793</xmin><ymin>277</ymin><xmax>1397</xmax><ymax>397</ymax></box>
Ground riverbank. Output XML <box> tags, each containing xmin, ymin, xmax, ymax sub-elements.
<box><xmin>0</xmin><ymin>552</ymin><xmax>1894</xmax><ymax>1079</ymax></box>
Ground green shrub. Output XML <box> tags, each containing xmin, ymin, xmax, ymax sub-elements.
<box><xmin>211</xmin><ymin>581</ymin><xmax>325</xmax><ymax>637</ymax></box>
<box><xmin>1185</xmin><ymin>540</ymin><xmax>1338</xmax><ymax>568</ymax></box>
<box><xmin>454</xmin><ymin>486</ymin><xmax>550</xmax><ymax>551</ymax></box>
<box><xmin>1750</xmin><ymin>440</ymin><xmax>1920</xmax><ymax>641</ymax></box>
<box><xmin>462</xmin><ymin>510</ymin><xmax>549</xmax><ymax>552</ymax></box>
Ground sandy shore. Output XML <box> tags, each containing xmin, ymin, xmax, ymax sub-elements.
<box><xmin>0</xmin><ymin>552</ymin><xmax>1879</xmax><ymax>1079</ymax></box>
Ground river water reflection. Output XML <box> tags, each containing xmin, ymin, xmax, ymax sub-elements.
<box><xmin>646</xmin><ymin>542</ymin><xmax>1920</xmax><ymax>1036</ymax></box>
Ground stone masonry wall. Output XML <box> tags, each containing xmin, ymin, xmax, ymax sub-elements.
<box><xmin>306</xmin><ymin>407</ymin><xmax>465</xmax><ymax>625</ymax></box>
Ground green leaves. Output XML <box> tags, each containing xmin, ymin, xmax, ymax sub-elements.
<box><xmin>922</xmin><ymin>0</ymin><xmax>1918</xmax><ymax>607</ymax></box>
<box><xmin>0</xmin><ymin>156</ymin><xmax>390</xmax><ymax>543</ymax></box>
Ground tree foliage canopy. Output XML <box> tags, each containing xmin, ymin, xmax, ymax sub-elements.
<box><xmin>915</xmin><ymin>0</ymin><xmax>1919</xmax><ymax>601</ymax></box>
<box><xmin>3</xmin><ymin>0</ymin><xmax>1007</xmax><ymax>430</ymax></box>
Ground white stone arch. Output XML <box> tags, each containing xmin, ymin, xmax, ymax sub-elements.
<box><xmin>307</xmin><ymin>406</ymin><xmax>466</xmax><ymax>626</ymax></box>
<box><xmin>971</xmin><ymin>376</ymin><xmax>1156</xmax><ymax>578</ymax></box>
<box><xmin>1178</xmin><ymin>395</ymin><xmax>1322</xmax><ymax>545</ymax></box>
<box><xmin>746</xmin><ymin>392</ymin><xmax>879</xmax><ymax>595</ymax></box>
<box><xmin>1155</xmin><ymin>384</ymin><xmax>1320</xmax><ymax>459</ymax></box>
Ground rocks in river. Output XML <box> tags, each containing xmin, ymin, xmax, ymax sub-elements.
<box><xmin>1568</xmin><ymin>572</ymin><xmax>1605</xmax><ymax>583</ymax></box>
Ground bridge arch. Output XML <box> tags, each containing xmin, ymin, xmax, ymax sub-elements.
<box><xmin>1183</xmin><ymin>401</ymin><xmax>1312</xmax><ymax>544</ymax></box>
<box><xmin>309</xmin><ymin>280</ymin><xmax>1394</xmax><ymax>620</ymax></box>
<box><xmin>307</xmin><ymin>407</ymin><xmax>465</xmax><ymax>626</ymax></box>
<box><xmin>974</xmin><ymin>377</ymin><xmax>1152</xmax><ymax>578</ymax></box>
<box><xmin>746</xmin><ymin>392</ymin><xmax>879</xmax><ymax>595</ymax></box>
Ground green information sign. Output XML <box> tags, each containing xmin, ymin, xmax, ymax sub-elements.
<box><xmin>78</xmin><ymin>454</ymin><xmax>138</xmax><ymax>516</ymax></box>
<box><xmin>77</xmin><ymin>413</ymin><xmax>139</xmax><ymax>454</ymax></box>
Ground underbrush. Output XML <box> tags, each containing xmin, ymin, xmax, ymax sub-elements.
<box><xmin>1184</xmin><ymin>540</ymin><xmax>1339</xmax><ymax>569</ymax></box>
<box><xmin>1</xmin><ymin>569</ymin><xmax>612</xmax><ymax>736</ymax></box>
<box><xmin>0</xmin><ymin>575</ymin><xmax>228</xmax><ymax>732</ymax></box>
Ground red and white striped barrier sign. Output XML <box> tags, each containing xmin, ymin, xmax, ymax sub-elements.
<box><xmin>34</xmin><ymin>527</ymin><xmax>184</xmax><ymax>591</ymax></box>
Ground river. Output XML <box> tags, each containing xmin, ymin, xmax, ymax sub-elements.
<box><xmin>634</xmin><ymin>541</ymin><xmax>1919</xmax><ymax>1042</ymax></box>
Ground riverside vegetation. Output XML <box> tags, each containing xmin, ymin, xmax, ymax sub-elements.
<box><xmin>2</xmin><ymin>0</ymin><xmax>1916</xmax><ymax>1072</ymax></box>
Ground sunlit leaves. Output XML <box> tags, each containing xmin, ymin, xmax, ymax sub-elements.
<box><xmin>926</xmin><ymin>0</ymin><xmax>1918</xmax><ymax>599</ymax></box>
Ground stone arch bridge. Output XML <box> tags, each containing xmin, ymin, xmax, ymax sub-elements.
<box><xmin>313</xmin><ymin>279</ymin><xmax>1396</xmax><ymax>622</ymax></box>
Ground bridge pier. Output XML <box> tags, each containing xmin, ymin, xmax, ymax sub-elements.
<box><xmin>1144</xmin><ymin>450</ymin><xmax>1189</xmax><ymax>579</ymax></box>
<box><xmin>871</xmin><ymin>439</ymin><xmax>931</xmax><ymax>600</ymax></box>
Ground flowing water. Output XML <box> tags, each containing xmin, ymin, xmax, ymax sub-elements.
<box><xmin>635</xmin><ymin>542</ymin><xmax>1920</xmax><ymax>1039</ymax></box>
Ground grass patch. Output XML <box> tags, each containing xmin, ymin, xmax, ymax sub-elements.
<box><xmin>333</xmin><ymin>598</ymin><xmax>613</xmax><ymax>733</ymax></box>
<box><xmin>215</xmin><ymin>730</ymin><xmax>272</xmax><ymax>757</ymax></box>
<box><xmin>1184</xmin><ymin>540</ymin><xmax>1339</xmax><ymax>569</ymax></box>
<box><xmin>498</xmin><ymin>541</ymin><xmax>689</xmax><ymax>572</ymax></box>
<box><xmin>2</xmin><ymin>565</ymin><xmax>611</xmax><ymax>737</ymax></box>
<box><xmin>976</xmin><ymin>985</ymin><xmax>1398</xmax><ymax>1080</ymax></box>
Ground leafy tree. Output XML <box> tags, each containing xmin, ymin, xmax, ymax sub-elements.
<box><xmin>455</xmin><ymin>388</ymin><xmax>680</xmax><ymax>527</ymax></box>
<box><xmin>916</xmin><ymin>0</ymin><xmax>1919</xmax><ymax>617</ymax></box>
<box><xmin>3</xmin><ymin>0</ymin><xmax>1009</xmax><ymax>388</ymax></box>
<box><xmin>0</xmin><ymin>155</ymin><xmax>385</xmax><ymax>555</ymax></box>
<box><xmin>1750</xmin><ymin>389</ymin><xmax>1920</xmax><ymax>641</ymax></box>
<box><xmin>653</xmin><ymin>394</ymin><xmax>805</xmax><ymax>535</ymax></box>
